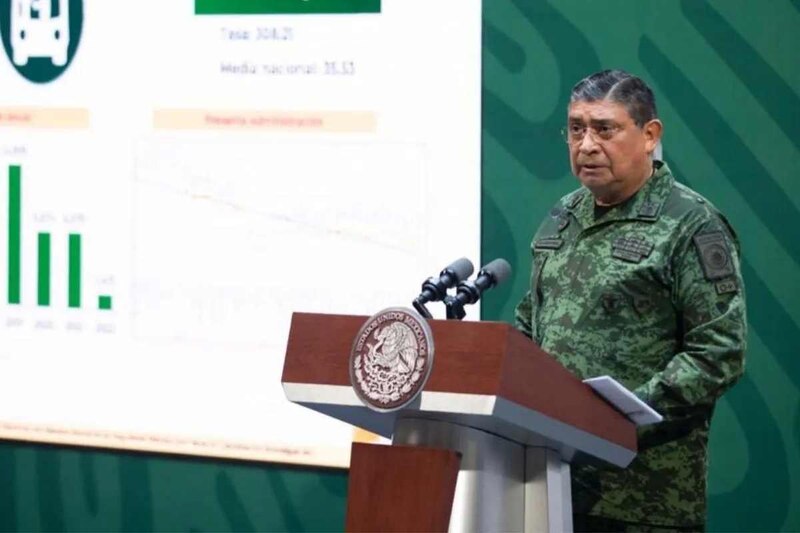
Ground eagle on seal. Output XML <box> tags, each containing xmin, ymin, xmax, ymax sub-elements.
<box><xmin>366</xmin><ymin>322</ymin><xmax>419</xmax><ymax>374</ymax></box>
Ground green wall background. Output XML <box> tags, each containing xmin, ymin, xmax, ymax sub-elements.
<box><xmin>1</xmin><ymin>1</ymin><xmax>798</xmax><ymax>530</ymax></box>
<box><xmin>481</xmin><ymin>0</ymin><xmax>800</xmax><ymax>531</ymax></box>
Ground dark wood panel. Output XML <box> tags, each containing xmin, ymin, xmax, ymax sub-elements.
<box><xmin>282</xmin><ymin>312</ymin><xmax>361</xmax><ymax>386</ymax></box>
<box><xmin>424</xmin><ymin>319</ymin><xmax>509</xmax><ymax>394</ymax></box>
<box><xmin>345</xmin><ymin>443</ymin><xmax>460</xmax><ymax>532</ymax></box>
<box><xmin>499</xmin><ymin>329</ymin><xmax>637</xmax><ymax>451</ymax></box>
<box><xmin>283</xmin><ymin>312</ymin><xmax>636</xmax><ymax>451</ymax></box>
<box><xmin>282</xmin><ymin>312</ymin><xmax>510</xmax><ymax>393</ymax></box>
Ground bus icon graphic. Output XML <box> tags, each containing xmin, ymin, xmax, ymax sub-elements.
<box><xmin>10</xmin><ymin>0</ymin><xmax>69</xmax><ymax>66</ymax></box>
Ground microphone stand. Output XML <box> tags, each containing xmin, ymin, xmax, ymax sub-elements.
<box><xmin>412</xmin><ymin>298</ymin><xmax>434</xmax><ymax>320</ymax></box>
<box><xmin>443</xmin><ymin>295</ymin><xmax>467</xmax><ymax>320</ymax></box>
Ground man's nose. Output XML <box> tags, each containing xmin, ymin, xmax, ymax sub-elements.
<box><xmin>577</xmin><ymin>131</ymin><xmax>600</xmax><ymax>152</ymax></box>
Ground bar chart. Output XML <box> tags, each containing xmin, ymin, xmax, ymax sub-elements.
<box><xmin>5</xmin><ymin>164</ymin><xmax>114</xmax><ymax>315</ymax></box>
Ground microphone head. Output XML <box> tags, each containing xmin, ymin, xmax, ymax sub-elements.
<box><xmin>442</xmin><ymin>257</ymin><xmax>475</xmax><ymax>282</ymax></box>
<box><xmin>481</xmin><ymin>258</ymin><xmax>512</xmax><ymax>286</ymax></box>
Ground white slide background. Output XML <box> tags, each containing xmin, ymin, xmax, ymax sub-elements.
<box><xmin>0</xmin><ymin>0</ymin><xmax>481</xmax><ymax>467</ymax></box>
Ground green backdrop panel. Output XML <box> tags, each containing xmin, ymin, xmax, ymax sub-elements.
<box><xmin>481</xmin><ymin>1</ymin><xmax>800</xmax><ymax>532</ymax></box>
<box><xmin>0</xmin><ymin>441</ymin><xmax>347</xmax><ymax>532</ymax></box>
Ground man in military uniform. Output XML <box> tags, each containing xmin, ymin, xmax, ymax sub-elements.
<box><xmin>514</xmin><ymin>70</ymin><xmax>746</xmax><ymax>531</ymax></box>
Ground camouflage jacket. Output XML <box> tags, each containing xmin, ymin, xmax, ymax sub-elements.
<box><xmin>514</xmin><ymin>161</ymin><xmax>746</xmax><ymax>527</ymax></box>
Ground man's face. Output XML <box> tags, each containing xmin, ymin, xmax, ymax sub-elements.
<box><xmin>566</xmin><ymin>99</ymin><xmax>661</xmax><ymax>205</ymax></box>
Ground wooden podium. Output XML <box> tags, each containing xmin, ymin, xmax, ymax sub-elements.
<box><xmin>283</xmin><ymin>312</ymin><xmax>637</xmax><ymax>532</ymax></box>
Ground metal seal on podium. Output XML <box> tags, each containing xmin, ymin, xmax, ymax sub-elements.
<box><xmin>349</xmin><ymin>307</ymin><xmax>434</xmax><ymax>412</ymax></box>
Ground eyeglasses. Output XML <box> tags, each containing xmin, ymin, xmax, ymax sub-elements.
<box><xmin>561</xmin><ymin>122</ymin><xmax>624</xmax><ymax>144</ymax></box>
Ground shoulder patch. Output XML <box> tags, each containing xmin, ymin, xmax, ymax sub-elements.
<box><xmin>693</xmin><ymin>231</ymin><xmax>734</xmax><ymax>280</ymax></box>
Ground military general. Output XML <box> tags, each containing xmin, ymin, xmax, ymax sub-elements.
<box><xmin>515</xmin><ymin>69</ymin><xmax>746</xmax><ymax>532</ymax></box>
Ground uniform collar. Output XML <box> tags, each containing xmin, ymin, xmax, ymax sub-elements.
<box><xmin>567</xmin><ymin>160</ymin><xmax>674</xmax><ymax>230</ymax></box>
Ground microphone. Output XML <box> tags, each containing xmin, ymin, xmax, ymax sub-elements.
<box><xmin>444</xmin><ymin>258</ymin><xmax>512</xmax><ymax>319</ymax></box>
<box><xmin>413</xmin><ymin>257</ymin><xmax>474</xmax><ymax>318</ymax></box>
<box><xmin>455</xmin><ymin>258</ymin><xmax>511</xmax><ymax>304</ymax></box>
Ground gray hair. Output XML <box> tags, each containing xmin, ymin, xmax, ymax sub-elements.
<box><xmin>570</xmin><ymin>69</ymin><xmax>658</xmax><ymax>127</ymax></box>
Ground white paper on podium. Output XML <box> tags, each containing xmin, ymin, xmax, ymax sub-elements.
<box><xmin>583</xmin><ymin>376</ymin><xmax>664</xmax><ymax>426</ymax></box>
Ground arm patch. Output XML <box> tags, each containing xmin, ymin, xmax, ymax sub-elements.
<box><xmin>693</xmin><ymin>231</ymin><xmax>735</xmax><ymax>280</ymax></box>
<box><xmin>715</xmin><ymin>279</ymin><xmax>738</xmax><ymax>294</ymax></box>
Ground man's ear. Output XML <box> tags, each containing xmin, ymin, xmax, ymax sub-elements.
<box><xmin>643</xmin><ymin>119</ymin><xmax>663</xmax><ymax>155</ymax></box>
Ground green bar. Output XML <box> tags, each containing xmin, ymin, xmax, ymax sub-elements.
<box><xmin>37</xmin><ymin>233</ymin><xmax>51</xmax><ymax>306</ymax></box>
<box><xmin>195</xmin><ymin>0</ymin><xmax>380</xmax><ymax>14</ymax></box>
<box><xmin>8</xmin><ymin>165</ymin><xmax>21</xmax><ymax>304</ymax></box>
<box><xmin>98</xmin><ymin>295</ymin><xmax>112</xmax><ymax>310</ymax></box>
<box><xmin>68</xmin><ymin>234</ymin><xmax>81</xmax><ymax>308</ymax></box>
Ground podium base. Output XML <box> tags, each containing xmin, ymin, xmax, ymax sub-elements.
<box><xmin>393</xmin><ymin>417</ymin><xmax>573</xmax><ymax>533</ymax></box>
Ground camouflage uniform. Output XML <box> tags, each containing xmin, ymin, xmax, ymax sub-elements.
<box><xmin>515</xmin><ymin>161</ymin><xmax>746</xmax><ymax>529</ymax></box>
